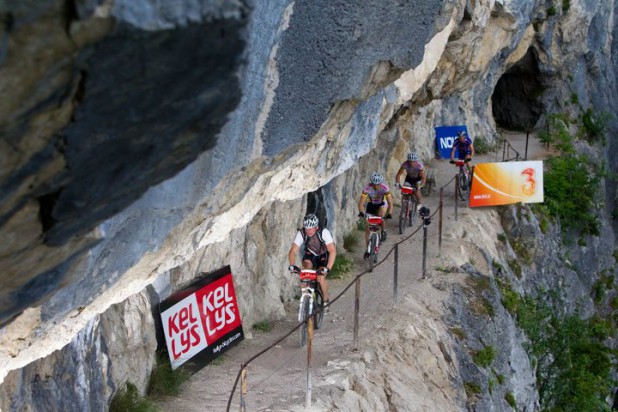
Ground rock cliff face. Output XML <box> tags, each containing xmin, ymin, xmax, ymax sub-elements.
<box><xmin>1</xmin><ymin>0</ymin><xmax>617</xmax><ymax>410</ymax></box>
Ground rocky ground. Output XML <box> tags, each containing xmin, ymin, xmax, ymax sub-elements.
<box><xmin>154</xmin><ymin>131</ymin><xmax>548</xmax><ymax>411</ymax></box>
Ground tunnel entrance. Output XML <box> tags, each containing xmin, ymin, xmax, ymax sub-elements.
<box><xmin>491</xmin><ymin>47</ymin><xmax>544</xmax><ymax>130</ymax></box>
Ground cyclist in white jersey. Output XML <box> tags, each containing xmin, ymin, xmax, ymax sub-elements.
<box><xmin>288</xmin><ymin>214</ymin><xmax>336</xmax><ymax>305</ymax></box>
<box><xmin>358</xmin><ymin>172</ymin><xmax>393</xmax><ymax>259</ymax></box>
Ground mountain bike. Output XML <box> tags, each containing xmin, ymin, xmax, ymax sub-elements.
<box><xmin>365</xmin><ymin>215</ymin><xmax>383</xmax><ymax>272</ymax></box>
<box><xmin>452</xmin><ymin>159</ymin><xmax>471</xmax><ymax>201</ymax></box>
<box><xmin>398</xmin><ymin>184</ymin><xmax>418</xmax><ymax>234</ymax></box>
<box><xmin>296</xmin><ymin>269</ymin><xmax>324</xmax><ymax>347</ymax></box>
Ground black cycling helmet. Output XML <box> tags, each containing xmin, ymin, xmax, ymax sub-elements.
<box><xmin>457</xmin><ymin>130</ymin><xmax>466</xmax><ymax>138</ymax></box>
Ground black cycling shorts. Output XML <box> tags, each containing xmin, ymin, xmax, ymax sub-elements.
<box><xmin>302</xmin><ymin>251</ymin><xmax>329</xmax><ymax>269</ymax></box>
<box><xmin>405</xmin><ymin>175</ymin><xmax>422</xmax><ymax>186</ymax></box>
<box><xmin>365</xmin><ymin>202</ymin><xmax>384</xmax><ymax>216</ymax></box>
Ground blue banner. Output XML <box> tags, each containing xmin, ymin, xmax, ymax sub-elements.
<box><xmin>434</xmin><ymin>125</ymin><xmax>470</xmax><ymax>159</ymax></box>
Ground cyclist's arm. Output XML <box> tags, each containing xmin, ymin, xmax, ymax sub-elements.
<box><xmin>470</xmin><ymin>143</ymin><xmax>475</xmax><ymax>157</ymax></box>
<box><xmin>325</xmin><ymin>242</ymin><xmax>336</xmax><ymax>271</ymax></box>
<box><xmin>385</xmin><ymin>193</ymin><xmax>394</xmax><ymax>214</ymax></box>
<box><xmin>419</xmin><ymin>169</ymin><xmax>427</xmax><ymax>187</ymax></box>
<box><xmin>288</xmin><ymin>243</ymin><xmax>300</xmax><ymax>266</ymax></box>
<box><xmin>358</xmin><ymin>193</ymin><xmax>368</xmax><ymax>213</ymax></box>
<box><xmin>395</xmin><ymin>168</ymin><xmax>405</xmax><ymax>185</ymax></box>
<box><xmin>450</xmin><ymin>145</ymin><xmax>456</xmax><ymax>160</ymax></box>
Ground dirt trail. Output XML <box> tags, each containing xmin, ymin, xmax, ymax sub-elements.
<box><xmin>154</xmin><ymin>131</ymin><xmax>546</xmax><ymax>412</ymax></box>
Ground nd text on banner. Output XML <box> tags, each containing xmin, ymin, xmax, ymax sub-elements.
<box><xmin>434</xmin><ymin>125</ymin><xmax>469</xmax><ymax>159</ymax></box>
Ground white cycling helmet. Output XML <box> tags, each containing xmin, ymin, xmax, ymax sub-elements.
<box><xmin>303</xmin><ymin>213</ymin><xmax>319</xmax><ymax>229</ymax></box>
<box><xmin>407</xmin><ymin>152</ymin><xmax>419</xmax><ymax>161</ymax></box>
<box><xmin>370</xmin><ymin>172</ymin><xmax>384</xmax><ymax>185</ymax></box>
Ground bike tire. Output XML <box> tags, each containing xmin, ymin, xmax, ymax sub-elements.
<box><xmin>313</xmin><ymin>286</ymin><xmax>324</xmax><ymax>330</ymax></box>
<box><xmin>398</xmin><ymin>199</ymin><xmax>406</xmax><ymax>234</ymax></box>
<box><xmin>369</xmin><ymin>234</ymin><xmax>377</xmax><ymax>272</ymax></box>
<box><xmin>299</xmin><ymin>299</ymin><xmax>310</xmax><ymax>347</ymax></box>
<box><xmin>409</xmin><ymin>197</ymin><xmax>417</xmax><ymax>227</ymax></box>
<box><xmin>458</xmin><ymin>173</ymin><xmax>468</xmax><ymax>201</ymax></box>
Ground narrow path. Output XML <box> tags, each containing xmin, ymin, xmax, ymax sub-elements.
<box><xmin>154</xmin><ymin>131</ymin><xmax>544</xmax><ymax>411</ymax></box>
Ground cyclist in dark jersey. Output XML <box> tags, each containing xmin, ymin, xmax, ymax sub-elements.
<box><xmin>358</xmin><ymin>172</ymin><xmax>393</xmax><ymax>259</ymax></box>
<box><xmin>450</xmin><ymin>131</ymin><xmax>474</xmax><ymax>172</ymax></box>
<box><xmin>288</xmin><ymin>214</ymin><xmax>336</xmax><ymax>305</ymax></box>
<box><xmin>395</xmin><ymin>152</ymin><xmax>427</xmax><ymax>212</ymax></box>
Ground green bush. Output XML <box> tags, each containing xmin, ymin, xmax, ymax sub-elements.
<box><xmin>253</xmin><ymin>320</ymin><xmax>272</xmax><ymax>332</ymax></box>
<box><xmin>581</xmin><ymin>108</ymin><xmax>610</xmax><ymax>144</ymax></box>
<box><xmin>497</xmin><ymin>233</ymin><xmax>507</xmax><ymax>243</ymax></box>
<box><xmin>473</xmin><ymin>345</ymin><xmax>496</xmax><ymax>368</ymax></box>
<box><xmin>544</xmin><ymin>155</ymin><xmax>600</xmax><ymax>236</ymax></box>
<box><xmin>147</xmin><ymin>354</ymin><xmax>190</xmax><ymax>398</ymax></box>
<box><xmin>464</xmin><ymin>381</ymin><xmax>482</xmax><ymax>396</ymax></box>
<box><xmin>110</xmin><ymin>382</ymin><xmax>160</xmax><ymax>412</ymax></box>
<box><xmin>505</xmin><ymin>392</ymin><xmax>517</xmax><ymax>409</ymax></box>
<box><xmin>547</xmin><ymin>6</ymin><xmax>557</xmax><ymax>16</ymax></box>
<box><xmin>330</xmin><ymin>253</ymin><xmax>353</xmax><ymax>279</ymax></box>
<box><xmin>510</xmin><ymin>292</ymin><xmax>615</xmax><ymax>411</ymax></box>
<box><xmin>343</xmin><ymin>231</ymin><xmax>359</xmax><ymax>252</ymax></box>
<box><xmin>473</xmin><ymin>135</ymin><xmax>494</xmax><ymax>154</ymax></box>
<box><xmin>562</xmin><ymin>0</ymin><xmax>571</xmax><ymax>13</ymax></box>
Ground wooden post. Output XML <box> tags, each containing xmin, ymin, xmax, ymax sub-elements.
<box><xmin>393</xmin><ymin>244</ymin><xmax>398</xmax><ymax>304</ymax></box>
<box><xmin>306</xmin><ymin>317</ymin><xmax>313</xmax><ymax>408</ymax></box>
<box><xmin>454</xmin><ymin>174</ymin><xmax>459</xmax><ymax>222</ymax></box>
<box><xmin>422</xmin><ymin>222</ymin><xmax>428</xmax><ymax>279</ymax></box>
<box><xmin>439</xmin><ymin>187</ymin><xmax>444</xmax><ymax>255</ymax></box>
<box><xmin>353</xmin><ymin>276</ymin><xmax>361</xmax><ymax>350</ymax></box>
<box><xmin>240</xmin><ymin>367</ymin><xmax>247</xmax><ymax>412</ymax></box>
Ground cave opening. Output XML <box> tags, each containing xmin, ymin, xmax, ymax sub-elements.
<box><xmin>491</xmin><ymin>47</ymin><xmax>545</xmax><ymax>130</ymax></box>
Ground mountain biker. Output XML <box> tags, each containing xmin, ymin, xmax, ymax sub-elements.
<box><xmin>288</xmin><ymin>213</ymin><xmax>336</xmax><ymax>307</ymax></box>
<box><xmin>450</xmin><ymin>130</ymin><xmax>474</xmax><ymax>172</ymax></box>
<box><xmin>358</xmin><ymin>172</ymin><xmax>393</xmax><ymax>259</ymax></box>
<box><xmin>395</xmin><ymin>152</ymin><xmax>427</xmax><ymax>212</ymax></box>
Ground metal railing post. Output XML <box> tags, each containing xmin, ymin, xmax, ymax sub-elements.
<box><xmin>393</xmin><ymin>244</ymin><xmax>398</xmax><ymax>304</ymax></box>
<box><xmin>353</xmin><ymin>276</ymin><xmax>361</xmax><ymax>350</ymax></box>
<box><xmin>422</xmin><ymin>222</ymin><xmax>428</xmax><ymax>279</ymax></box>
<box><xmin>439</xmin><ymin>187</ymin><xmax>444</xmax><ymax>255</ymax></box>
<box><xmin>454</xmin><ymin>174</ymin><xmax>459</xmax><ymax>222</ymax></box>
<box><xmin>306</xmin><ymin>317</ymin><xmax>313</xmax><ymax>408</ymax></box>
<box><xmin>240</xmin><ymin>367</ymin><xmax>247</xmax><ymax>412</ymax></box>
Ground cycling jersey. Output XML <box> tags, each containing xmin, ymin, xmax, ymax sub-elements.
<box><xmin>293</xmin><ymin>228</ymin><xmax>334</xmax><ymax>256</ymax></box>
<box><xmin>362</xmin><ymin>182</ymin><xmax>391</xmax><ymax>204</ymax></box>
<box><xmin>453</xmin><ymin>137</ymin><xmax>473</xmax><ymax>159</ymax></box>
<box><xmin>400</xmin><ymin>160</ymin><xmax>424</xmax><ymax>178</ymax></box>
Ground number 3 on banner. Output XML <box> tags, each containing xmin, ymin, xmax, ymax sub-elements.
<box><xmin>521</xmin><ymin>168</ymin><xmax>536</xmax><ymax>196</ymax></box>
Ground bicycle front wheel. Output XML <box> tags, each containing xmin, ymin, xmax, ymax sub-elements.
<box><xmin>399</xmin><ymin>200</ymin><xmax>407</xmax><ymax>234</ymax></box>
<box><xmin>409</xmin><ymin>198</ymin><xmax>417</xmax><ymax>227</ymax></box>
<box><xmin>299</xmin><ymin>298</ymin><xmax>310</xmax><ymax>347</ymax></box>
<box><xmin>369</xmin><ymin>234</ymin><xmax>378</xmax><ymax>272</ymax></box>
<box><xmin>313</xmin><ymin>286</ymin><xmax>324</xmax><ymax>330</ymax></box>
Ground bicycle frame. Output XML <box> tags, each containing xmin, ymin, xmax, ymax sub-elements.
<box><xmin>298</xmin><ymin>270</ymin><xmax>317</xmax><ymax>322</ymax></box>
<box><xmin>366</xmin><ymin>215</ymin><xmax>382</xmax><ymax>271</ymax></box>
<box><xmin>399</xmin><ymin>185</ymin><xmax>417</xmax><ymax>234</ymax></box>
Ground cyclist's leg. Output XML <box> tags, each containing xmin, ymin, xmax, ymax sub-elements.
<box><xmin>377</xmin><ymin>202</ymin><xmax>387</xmax><ymax>239</ymax></box>
<box><xmin>407</xmin><ymin>176</ymin><xmax>423</xmax><ymax>209</ymax></box>
<box><xmin>301</xmin><ymin>250</ymin><xmax>314</xmax><ymax>269</ymax></box>
<box><xmin>316</xmin><ymin>254</ymin><xmax>329</xmax><ymax>302</ymax></box>
<box><xmin>365</xmin><ymin>203</ymin><xmax>379</xmax><ymax>256</ymax></box>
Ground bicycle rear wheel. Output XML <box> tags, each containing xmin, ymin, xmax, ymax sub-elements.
<box><xmin>458</xmin><ymin>173</ymin><xmax>468</xmax><ymax>201</ymax></box>
<box><xmin>313</xmin><ymin>286</ymin><xmax>324</xmax><ymax>330</ymax></box>
<box><xmin>299</xmin><ymin>298</ymin><xmax>310</xmax><ymax>347</ymax></box>
<box><xmin>369</xmin><ymin>234</ymin><xmax>377</xmax><ymax>272</ymax></box>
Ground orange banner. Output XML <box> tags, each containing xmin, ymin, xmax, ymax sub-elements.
<box><xmin>469</xmin><ymin>161</ymin><xmax>544</xmax><ymax>207</ymax></box>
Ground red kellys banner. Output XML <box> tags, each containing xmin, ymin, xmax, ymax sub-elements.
<box><xmin>159</xmin><ymin>265</ymin><xmax>244</xmax><ymax>369</ymax></box>
<box><xmin>469</xmin><ymin>161</ymin><xmax>544</xmax><ymax>207</ymax></box>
